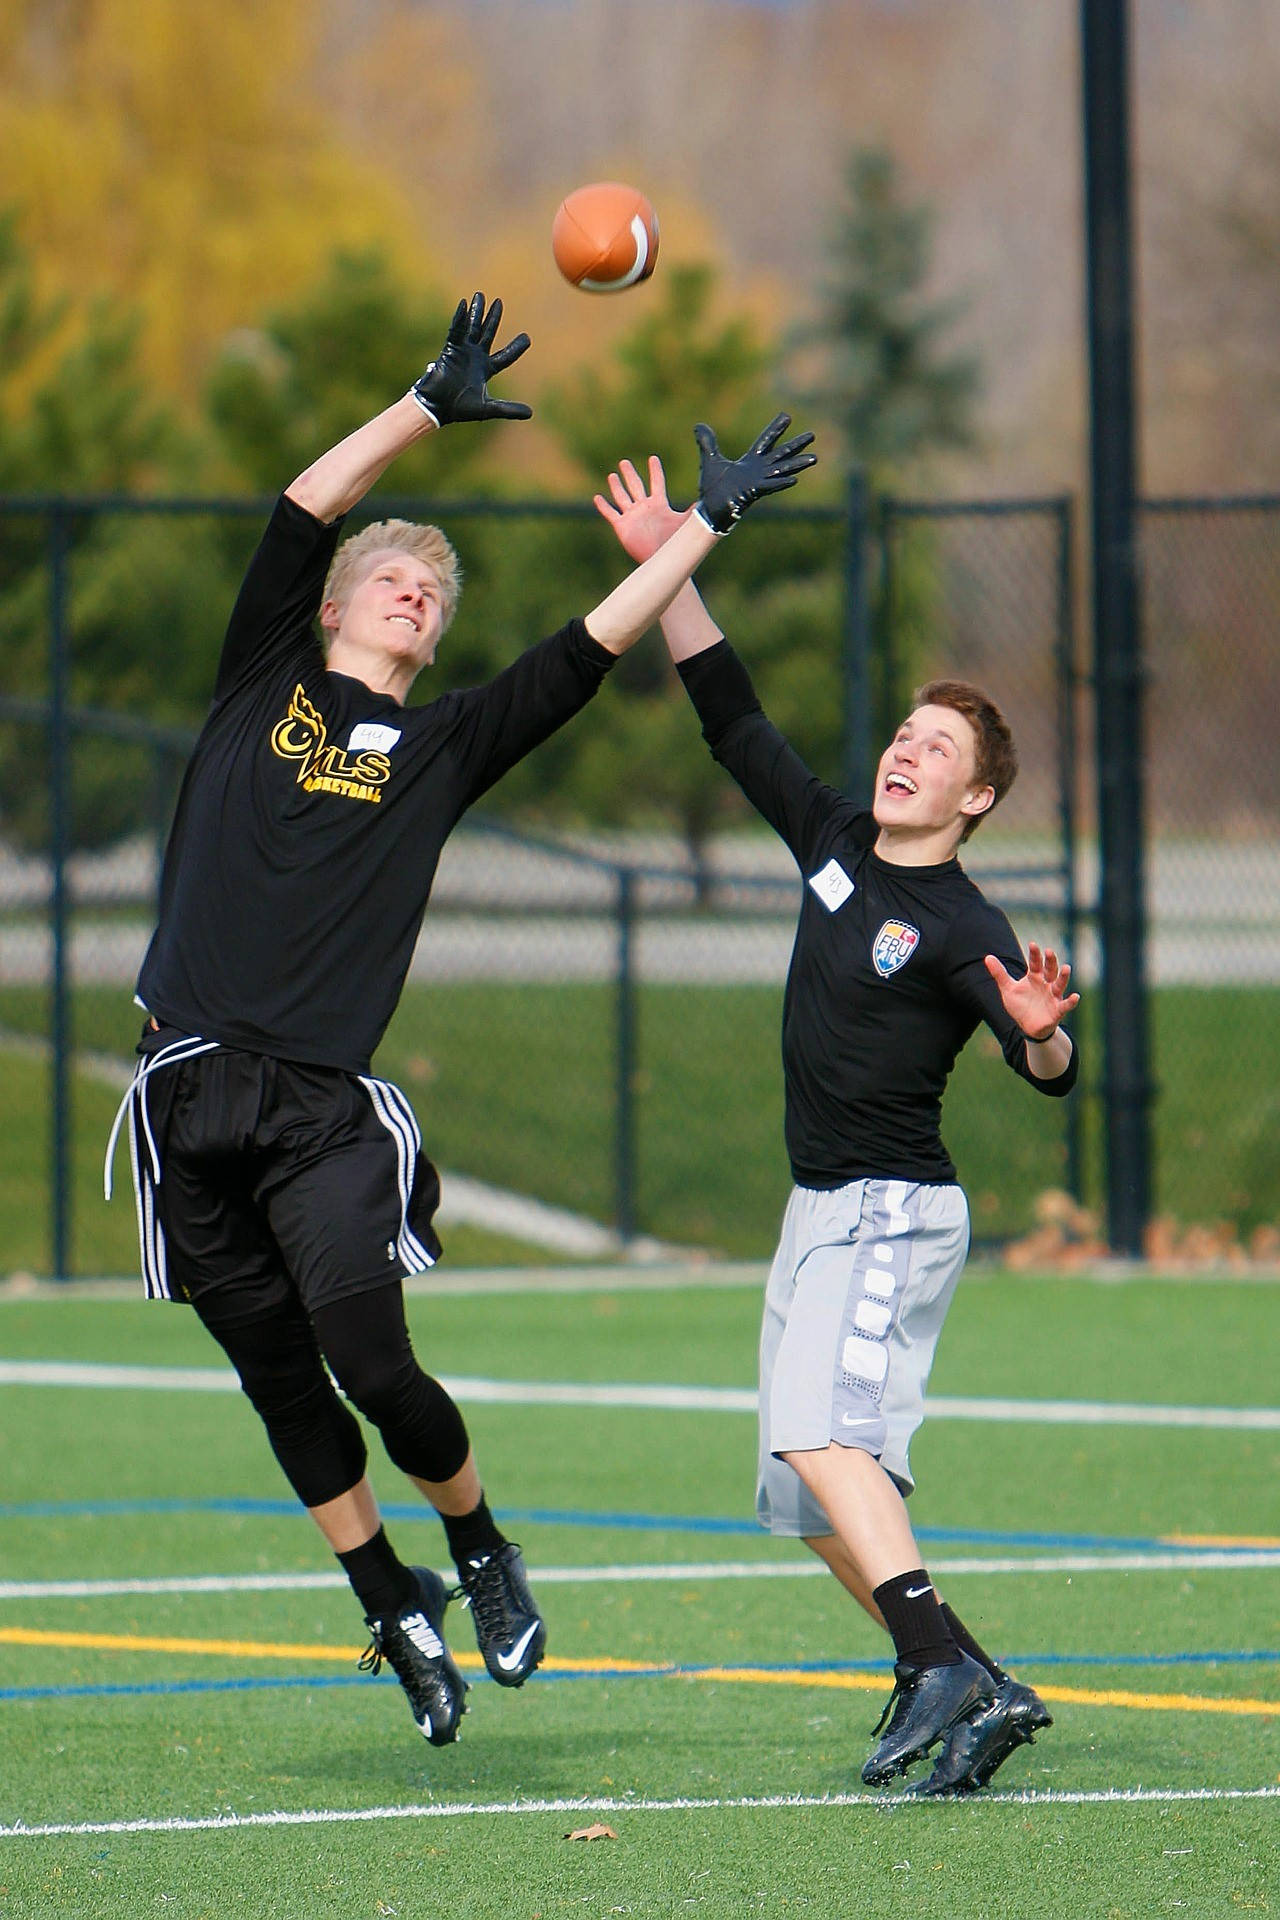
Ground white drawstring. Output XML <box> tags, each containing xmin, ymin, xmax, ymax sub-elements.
<box><xmin>102</xmin><ymin>1034</ymin><xmax>219</xmax><ymax>1201</ymax></box>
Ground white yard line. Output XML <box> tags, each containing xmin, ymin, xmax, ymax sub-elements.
<box><xmin>0</xmin><ymin>1360</ymin><xmax>242</xmax><ymax>1392</ymax></box>
<box><xmin>1</xmin><ymin>1358</ymin><xmax>1277</xmax><ymax>1431</ymax></box>
<box><xmin>3</xmin><ymin>1785</ymin><xmax>1278</xmax><ymax>1840</ymax></box>
<box><xmin>922</xmin><ymin>1395</ymin><xmax>1280</xmax><ymax>1431</ymax></box>
<box><xmin>3</xmin><ymin>1546</ymin><xmax>1280</xmax><ymax>1604</ymax></box>
<box><xmin>5</xmin><ymin>1263</ymin><xmax>1277</xmax><ymax>1300</ymax></box>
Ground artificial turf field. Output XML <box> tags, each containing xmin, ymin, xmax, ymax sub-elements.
<box><xmin>0</xmin><ymin>1267</ymin><xmax>1276</xmax><ymax>1918</ymax></box>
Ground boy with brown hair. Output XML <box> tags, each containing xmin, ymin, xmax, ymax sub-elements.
<box><xmin>596</xmin><ymin>451</ymin><xmax>1079</xmax><ymax>1796</ymax></box>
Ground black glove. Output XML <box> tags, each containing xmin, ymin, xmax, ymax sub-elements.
<box><xmin>410</xmin><ymin>292</ymin><xmax>533</xmax><ymax>426</ymax></box>
<box><xmin>693</xmin><ymin>413</ymin><xmax>817</xmax><ymax>534</ymax></box>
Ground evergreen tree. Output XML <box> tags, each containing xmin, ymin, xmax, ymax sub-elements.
<box><xmin>799</xmin><ymin>147</ymin><xmax>980</xmax><ymax>480</ymax></box>
<box><xmin>791</xmin><ymin>147</ymin><xmax>983</xmax><ymax>745</ymax></box>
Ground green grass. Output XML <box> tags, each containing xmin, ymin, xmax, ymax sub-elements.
<box><xmin>5</xmin><ymin>1802</ymin><xmax>1275</xmax><ymax>1920</ymax></box>
<box><xmin>0</xmin><ymin>979</ymin><xmax>1277</xmax><ymax>1275</ymax></box>
<box><xmin>0</xmin><ymin>1272</ymin><xmax>1277</xmax><ymax>1915</ymax></box>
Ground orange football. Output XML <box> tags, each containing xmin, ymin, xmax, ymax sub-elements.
<box><xmin>551</xmin><ymin>182</ymin><xmax>659</xmax><ymax>293</ymax></box>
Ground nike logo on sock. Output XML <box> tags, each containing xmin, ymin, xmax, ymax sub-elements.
<box><xmin>903</xmin><ymin>1584</ymin><xmax>934</xmax><ymax>1600</ymax></box>
<box><xmin>494</xmin><ymin>1621</ymin><xmax>541</xmax><ymax>1673</ymax></box>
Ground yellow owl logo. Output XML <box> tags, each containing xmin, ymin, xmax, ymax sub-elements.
<box><xmin>270</xmin><ymin>685</ymin><xmax>329</xmax><ymax>778</ymax></box>
<box><xmin>270</xmin><ymin>685</ymin><xmax>391</xmax><ymax>803</ymax></box>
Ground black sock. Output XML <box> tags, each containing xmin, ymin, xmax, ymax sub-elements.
<box><xmin>872</xmin><ymin>1569</ymin><xmax>962</xmax><ymax>1672</ymax></box>
<box><xmin>336</xmin><ymin>1526</ymin><xmax>417</xmax><ymax>1623</ymax></box>
<box><xmin>940</xmin><ymin>1601</ymin><xmax>1008</xmax><ymax>1684</ymax></box>
<box><xmin>442</xmin><ymin>1494</ymin><xmax>505</xmax><ymax>1574</ymax></box>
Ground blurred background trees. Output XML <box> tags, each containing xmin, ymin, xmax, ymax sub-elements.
<box><xmin>2</xmin><ymin>0</ymin><xmax>1276</xmax><ymax>855</ymax></box>
<box><xmin>0</xmin><ymin>131</ymin><xmax>983</xmax><ymax>861</ymax></box>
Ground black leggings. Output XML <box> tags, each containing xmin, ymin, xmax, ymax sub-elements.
<box><xmin>193</xmin><ymin>1282</ymin><xmax>471</xmax><ymax>1510</ymax></box>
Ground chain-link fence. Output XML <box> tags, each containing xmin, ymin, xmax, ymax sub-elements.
<box><xmin>877</xmin><ymin>498</ymin><xmax>1083</xmax><ymax>1219</ymax></box>
<box><xmin>1134</xmin><ymin>496</ymin><xmax>1280</xmax><ymax>1250</ymax></box>
<box><xmin>2</xmin><ymin>488</ymin><xmax>1275</xmax><ymax>1276</ymax></box>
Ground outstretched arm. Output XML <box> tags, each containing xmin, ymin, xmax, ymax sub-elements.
<box><xmin>984</xmin><ymin>941</ymin><xmax>1079</xmax><ymax>1080</ymax></box>
<box><xmin>594</xmin><ymin>456</ymin><xmax>724</xmax><ymax>660</ymax></box>
<box><xmin>593</xmin><ymin>428</ymin><xmax>858</xmax><ymax>867</ymax></box>
<box><xmin>586</xmin><ymin>415</ymin><xmax>815</xmax><ymax>657</ymax></box>
<box><xmin>285</xmin><ymin>292</ymin><xmax>532</xmax><ymax>524</ymax></box>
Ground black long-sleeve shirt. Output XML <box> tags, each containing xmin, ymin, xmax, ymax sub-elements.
<box><xmin>137</xmin><ymin>493</ymin><xmax>617</xmax><ymax>1073</ymax></box>
<box><xmin>678</xmin><ymin>640</ymin><xmax>1077</xmax><ymax>1189</ymax></box>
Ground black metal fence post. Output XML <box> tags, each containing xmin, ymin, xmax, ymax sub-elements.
<box><xmin>1082</xmin><ymin>0</ymin><xmax>1152</xmax><ymax>1254</ymax></box>
<box><xmin>48</xmin><ymin>507</ymin><xmax>72</xmax><ymax>1281</ymax></box>
<box><xmin>1054</xmin><ymin>494</ymin><xmax>1084</xmax><ymax>1203</ymax></box>
<box><xmin>614</xmin><ymin>864</ymin><xmax>637</xmax><ymax>1245</ymax></box>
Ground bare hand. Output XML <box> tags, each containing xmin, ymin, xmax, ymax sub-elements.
<box><xmin>593</xmin><ymin>455</ymin><xmax>692</xmax><ymax>563</ymax></box>
<box><xmin>984</xmin><ymin>941</ymin><xmax>1080</xmax><ymax>1042</ymax></box>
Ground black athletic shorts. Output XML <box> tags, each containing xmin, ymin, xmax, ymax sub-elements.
<box><xmin>112</xmin><ymin>1022</ymin><xmax>442</xmax><ymax>1318</ymax></box>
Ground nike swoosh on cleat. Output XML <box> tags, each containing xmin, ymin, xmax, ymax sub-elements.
<box><xmin>494</xmin><ymin>1621</ymin><xmax>541</xmax><ymax>1674</ymax></box>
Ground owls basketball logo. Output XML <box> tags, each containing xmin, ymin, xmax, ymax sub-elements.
<box><xmin>872</xmin><ymin>920</ymin><xmax>921</xmax><ymax>977</ymax></box>
<box><xmin>270</xmin><ymin>684</ymin><xmax>393</xmax><ymax>804</ymax></box>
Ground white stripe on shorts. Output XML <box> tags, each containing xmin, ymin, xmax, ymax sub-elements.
<box><xmin>104</xmin><ymin>1034</ymin><xmax>221</xmax><ymax>1301</ymax></box>
<box><xmin>358</xmin><ymin>1075</ymin><xmax>436</xmax><ymax>1274</ymax></box>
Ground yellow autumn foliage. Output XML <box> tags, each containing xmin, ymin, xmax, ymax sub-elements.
<box><xmin>0</xmin><ymin>0</ymin><xmax>434</xmax><ymax>397</ymax></box>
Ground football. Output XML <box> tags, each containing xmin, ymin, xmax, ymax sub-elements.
<box><xmin>551</xmin><ymin>182</ymin><xmax>659</xmax><ymax>293</ymax></box>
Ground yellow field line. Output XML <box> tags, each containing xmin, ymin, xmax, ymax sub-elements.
<box><xmin>693</xmin><ymin>1665</ymin><xmax>1279</xmax><ymax>1718</ymax></box>
<box><xmin>1164</xmin><ymin>1532</ymin><xmax>1280</xmax><ymax>1550</ymax></box>
<box><xmin>3</xmin><ymin>1626</ymin><xmax>1276</xmax><ymax>1718</ymax></box>
<box><xmin>1033</xmin><ymin>1682</ymin><xmax>1277</xmax><ymax>1718</ymax></box>
<box><xmin>0</xmin><ymin>1626</ymin><xmax>455</xmax><ymax>1664</ymax></box>
<box><xmin>0</xmin><ymin>1628</ymin><xmax>683</xmax><ymax>1676</ymax></box>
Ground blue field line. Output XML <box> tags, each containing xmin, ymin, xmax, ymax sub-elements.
<box><xmin>3</xmin><ymin>1648</ymin><xmax>1279</xmax><ymax>1708</ymax></box>
<box><xmin>0</xmin><ymin>1496</ymin><xmax>1270</xmax><ymax>1558</ymax></box>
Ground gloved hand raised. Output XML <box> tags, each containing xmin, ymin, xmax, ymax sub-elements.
<box><xmin>694</xmin><ymin>413</ymin><xmax>817</xmax><ymax>534</ymax></box>
<box><xmin>410</xmin><ymin>293</ymin><xmax>533</xmax><ymax>427</ymax></box>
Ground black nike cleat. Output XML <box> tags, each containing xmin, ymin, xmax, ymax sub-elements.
<box><xmin>861</xmin><ymin>1653</ymin><xmax>996</xmax><ymax>1786</ymax></box>
<box><xmin>359</xmin><ymin>1565</ymin><xmax>468</xmax><ymax>1745</ymax></box>
<box><xmin>907</xmin><ymin>1676</ymin><xmax>1053</xmax><ymax>1796</ymax></box>
<box><xmin>455</xmin><ymin>1542</ymin><xmax>546</xmax><ymax>1687</ymax></box>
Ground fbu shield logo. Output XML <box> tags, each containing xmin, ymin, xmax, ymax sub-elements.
<box><xmin>872</xmin><ymin>919</ymin><xmax>921</xmax><ymax>977</ymax></box>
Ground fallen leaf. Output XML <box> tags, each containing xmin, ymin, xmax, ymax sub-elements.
<box><xmin>565</xmin><ymin>1823</ymin><xmax>618</xmax><ymax>1842</ymax></box>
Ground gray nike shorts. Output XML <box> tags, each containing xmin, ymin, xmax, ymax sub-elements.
<box><xmin>756</xmin><ymin>1177</ymin><xmax>970</xmax><ymax>1535</ymax></box>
